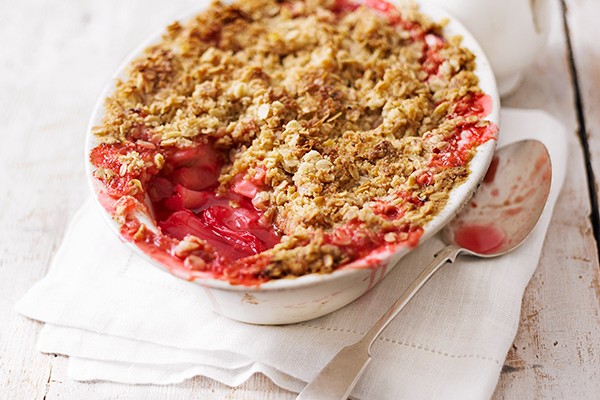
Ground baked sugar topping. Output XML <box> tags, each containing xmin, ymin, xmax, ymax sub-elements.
<box><xmin>90</xmin><ymin>0</ymin><xmax>497</xmax><ymax>284</ymax></box>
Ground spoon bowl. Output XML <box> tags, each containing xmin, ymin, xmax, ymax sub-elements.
<box><xmin>444</xmin><ymin>139</ymin><xmax>552</xmax><ymax>257</ymax></box>
<box><xmin>297</xmin><ymin>140</ymin><xmax>552</xmax><ymax>400</ymax></box>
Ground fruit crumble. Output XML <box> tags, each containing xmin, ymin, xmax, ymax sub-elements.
<box><xmin>89</xmin><ymin>0</ymin><xmax>497</xmax><ymax>284</ymax></box>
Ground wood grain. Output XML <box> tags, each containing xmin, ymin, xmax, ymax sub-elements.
<box><xmin>564</xmin><ymin>0</ymin><xmax>600</xmax><ymax>231</ymax></box>
<box><xmin>494</xmin><ymin>0</ymin><xmax>600</xmax><ymax>397</ymax></box>
<box><xmin>1</xmin><ymin>0</ymin><xmax>599</xmax><ymax>398</ymax></box>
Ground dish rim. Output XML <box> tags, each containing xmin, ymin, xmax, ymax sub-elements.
<box><xmin>84</xmin><ymin>0</ymin><xmax>500</xmax><ymax>292</ymax></box>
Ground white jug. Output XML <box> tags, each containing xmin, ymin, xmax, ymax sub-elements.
<box><xmin>426</xmin><ymin>0</ymin><xmax>552</xmax><ymax>97</ymax></box>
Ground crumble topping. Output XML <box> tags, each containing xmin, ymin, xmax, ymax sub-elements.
<box><xmin>90</xmin><ymin>0</ymin><xmax>496</xmax><ymax>284</ymax></box>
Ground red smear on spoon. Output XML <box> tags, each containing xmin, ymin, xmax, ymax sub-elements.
<box><xmin>453</xmin><ymin>224</ymin><xmax>505</xmax><ymax>254</ymax></box>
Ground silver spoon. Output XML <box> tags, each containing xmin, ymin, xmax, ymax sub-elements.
<box><xmin>296</xmin><ymin>140</ymin><xmax>552</xmax><ymax>400</ymax></box>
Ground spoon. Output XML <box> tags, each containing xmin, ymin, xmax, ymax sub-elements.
<box><xmin>296</xmin><ymin>139</ymin><xmax>552</xmax><ymax>400</ymax></box>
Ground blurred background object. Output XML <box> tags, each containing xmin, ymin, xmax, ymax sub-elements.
<box><xmin>428</xmin><ymin>0</ymin><xmax>552</xmax><ymax>97</ymax></box>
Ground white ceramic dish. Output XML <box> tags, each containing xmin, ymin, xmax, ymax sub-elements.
<box><xmin>85</xmin><ymin>0</ymin><xmax>500</xmax><ymax>325</ymax></box>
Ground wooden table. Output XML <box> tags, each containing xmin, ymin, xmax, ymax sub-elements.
<box><xmin>1</xmin><ymin>0</ymin><xmax>599</xmax><ymax>398</ymax></box>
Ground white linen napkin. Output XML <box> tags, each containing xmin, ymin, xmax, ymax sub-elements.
<box><xmin>17</xmin><ymin>108</ymin><xmax>568</xmax><ymax>400</ymax></box>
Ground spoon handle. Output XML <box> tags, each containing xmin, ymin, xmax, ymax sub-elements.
<box><xmin>362</xmin><ymin>243</ymin><xmax>462</xmax><ymax>346</ymax></box>
<box><xmin>296</xmin><ymin>243</ymin><xmax>462</xmax><ymax>400</ymax></box>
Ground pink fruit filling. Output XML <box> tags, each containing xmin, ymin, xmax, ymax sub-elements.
<box><xmin>148</xmin><ymin>145</ymin><xmax>281</xmax><ymax>262</ymax></box>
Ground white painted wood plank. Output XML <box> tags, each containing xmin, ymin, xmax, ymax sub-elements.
<box><xmin>565</xmin><ymin>0</ymin><xmax>600</xmax><ymax>215</ymax></box>
<box><xmin>0</xmin><ymin>0</ymin><xmax>91</xmax><ymax>397</ymax></box>
<box><xmin>493</xmin><ymin>0</ymin><xmax>600</xmax><ymax>398</ymax></box>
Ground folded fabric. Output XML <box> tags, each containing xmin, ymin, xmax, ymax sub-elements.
<box><xmin>17</xmin><ymin>109</ymin><xmax>568</xmax><ymax>399</ymax></box>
